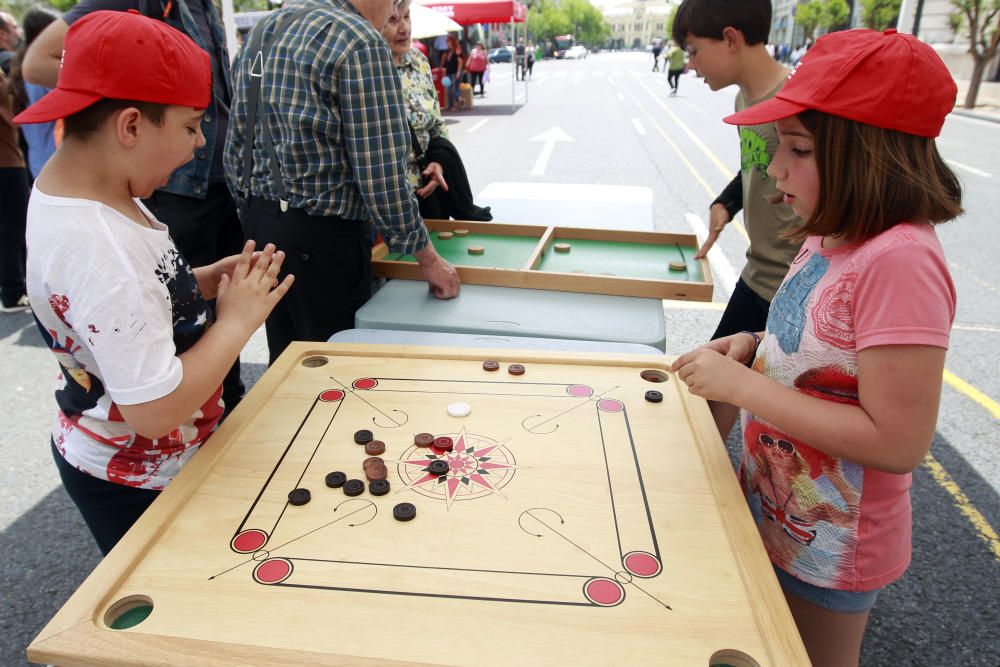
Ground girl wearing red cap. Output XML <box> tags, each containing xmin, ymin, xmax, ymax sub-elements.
<box><xmin>671</xmin><ymin>29</ymin><xmax>961</xmax><ymax>666</ymax></box>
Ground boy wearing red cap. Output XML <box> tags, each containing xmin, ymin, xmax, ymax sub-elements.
<box><xmin>672</xmin><ymin>29</ymin><xmax>961</xmax><ymax>665</ymax></box>
<box><xmin>672</xmin><ymin>0</ymin><xmax>804</xmax><ymax>438</ymax></box>
<box><xmin>16</xmin><ymin>11</ymin><xmax>294</xmax><ymax>556</ymax></box>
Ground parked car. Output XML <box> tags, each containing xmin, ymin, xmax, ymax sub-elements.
<box><xmin>488</xmin><ymin>47</ymin><xmax>514</xmax><ymax>63</ymax></box>
<box><xmin>563</xmin><ymin>45</ymin><xmax>588</xmax><ymax>60</ymax></box>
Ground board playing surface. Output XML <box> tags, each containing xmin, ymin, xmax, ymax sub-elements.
<box><xmin>384</xmin><ymin>230</ymin><xmax>704</xmax><ymax>283</ymax></box>
<box><xmin>28</xmin><ymin>344</ymin><xmax>806</xmax><ymax>667</ymax></box>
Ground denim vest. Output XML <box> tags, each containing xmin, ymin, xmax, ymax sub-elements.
<box><xmin>149</xmin><ymin>0</ymin><xmax>232</xmax><ymax>199</ymax></box>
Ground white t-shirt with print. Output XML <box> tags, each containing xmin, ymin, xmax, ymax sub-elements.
<box><xmin>26</xmin><ymin>188</ymin><xmax>223</xmax><ymax>490</ymax></box>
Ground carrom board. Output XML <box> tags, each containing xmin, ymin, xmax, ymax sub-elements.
<box><xmin>372</xmin><ymin>219</ymin><xmax>714</xmax><ymax>302</ymax></box>
<box><xmin>28</xmin><ymin>344</ymin><xmax>806</xmax><ymax>667</ymax></box>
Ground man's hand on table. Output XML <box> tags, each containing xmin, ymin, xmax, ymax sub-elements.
<box><xmin>414</xmin><ymin>244</ymin><xmax>461</xmax><ymax>299</ymax></box>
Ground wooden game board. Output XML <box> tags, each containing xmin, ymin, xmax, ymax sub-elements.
<box><xmin>28</xmin><ymin>344</ymin><xmax>807</xmax><ymax>666</ymax></box>
<box><xmin>372</xmin><ymin>219</ymin><xmax>714</xmax><ymax>301</ymax></box>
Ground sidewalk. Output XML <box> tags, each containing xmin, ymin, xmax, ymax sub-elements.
<box><xmin>953</xmin><ymin>78</ymin><xmax>1000</xmax><ymax>123</ymax></box>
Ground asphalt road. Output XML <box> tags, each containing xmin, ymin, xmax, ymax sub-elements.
<box><xmin>1</xmin><ymin>52</ymin><xmax>997</xmax><ymax>665</ymax></box>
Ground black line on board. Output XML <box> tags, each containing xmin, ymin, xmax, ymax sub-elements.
<box><xmin>330</xmin><ymin>374</ymin><xmax>405</xmax><ymax>425</ymax></box>
<box><xmin>235</xmin><ymin>394</ymin><xmax>327</xmax><ymax>536</ymax></box>
<box><xmin>525</xmin><ymin>385</ymin><xmax>619</xmax><ymax>431</ymax></box>
<box><xmin>366</xmin><ymin>376</ymin><xmax>576</xmax><ymax>388</ymax></box>
<box><xmin>286</xmin><ymin>556</ymin><xmax>595</xmax><ymax>579</ymax></box>
<box><xmin>272</xmin><ymin>582</ymin><xmax>597</xmax><ymax>607</ymax></box>
<box><xmin>526</xmin><ymin>511</ymin><xmax>671</xmax><ymax>609</ymax></box>
<box><xmin>596</xmin><ymin>406</ymin><xmax>626</xmax><ymax>565</ymax></box>
<box><xmin>215</xmin><ymin>503</ymin><xmax>375</xmax><ymax>579</ymax></box>
<box><xmin>357</xmin><ymin>389</ymin><xmax>588</xmax><ymax>399</ymax></box>
<box><xmin>621</xmin><ymin>405</ymin><xmax>662</xmax><ymax>560</ymax></box>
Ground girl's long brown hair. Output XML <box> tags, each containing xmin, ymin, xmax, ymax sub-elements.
<box><xmin>788</xmin><ymin>110</ymin><xmax>963</xmax><ymax>243</ymax></box>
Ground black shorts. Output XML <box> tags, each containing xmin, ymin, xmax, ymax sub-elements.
<box><xmin>711</xmin><ymin>277</ymin><xmax>771</xmax><ymax>340</ymax></box>
<box><xmin>51</xmin><ymin>440</ymin><xmax>161</xmax><ymax>556</ymax></box>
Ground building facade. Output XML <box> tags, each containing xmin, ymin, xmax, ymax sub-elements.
<box><xmin>602</xmin><ymin>0</ymin><xmax>677</xmax><ymax>50</ymax></box>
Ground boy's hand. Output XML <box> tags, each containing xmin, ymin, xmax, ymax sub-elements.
<box><xmin>213</xmin><ymin>250</ymin><xmax>261</xmax><ymax>282</ymax></box>
<box><xmin>669</xmin><ymin>347</ymin><xmax>749</xmax><ymax>404</ymax></box>
<box><xmin>215</xmin><ymin>240</ymin><xmax>294</xmax><ymax>336</ymax></box>
<box><xmin>694</xmin><ymin>203</ymin><xmax>731</xmax><ymax>260</ymax></box>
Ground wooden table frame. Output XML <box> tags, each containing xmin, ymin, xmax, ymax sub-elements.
<box><xmin>372</xmin><ymin>219</ymin><xmax>714</xmax><ymax>301</ymax></box>
<box><xmin>27</xmin><ymin>344</ymin><xmax>806</xmax><ymax>667</ymax></box>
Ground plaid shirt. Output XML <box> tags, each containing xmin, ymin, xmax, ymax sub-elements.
<box><xmin>225</xmin><ymin>0</ymin><xmax>428</xmax><ymax>254</ymax></box>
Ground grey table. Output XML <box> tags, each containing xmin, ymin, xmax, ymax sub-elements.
<box><xmin>354</xmin><ymin>281</ymin><xmax>666</xmax><ymax>351</ymax></box>
<box><xmin>330</xmin><ymin>328</ymin><xmax>664</xmax><ymax>355</ymax></box>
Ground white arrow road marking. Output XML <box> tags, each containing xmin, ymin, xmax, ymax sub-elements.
<box><xmin>529</xmin><ymin>127</ymin><xmax>575</xmax><ymax>176</ymax></box>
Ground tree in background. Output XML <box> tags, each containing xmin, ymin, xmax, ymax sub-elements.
<box><xmin>951</xmin><ymin>0</ymin><xmax>1000</xmax><ymax>108</ymax></box>
<box><xmin>527</xmin><ymin>0</ymin><xmax>608</xmax><ymax>49</ymax></box>
<box><xmin>796</xmin><ymin>0</ymin><xmax>851</xmax><ymax>42</ymax></box>
<box><xmin>861</xmin><ymin>0</ymin><xmax>902</xmax><ymax>29</ymax></box>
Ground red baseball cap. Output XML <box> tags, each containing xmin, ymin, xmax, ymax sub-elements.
<box><xmin>724</xmin><ymin>29</ymin><xmax>956</xmax><ymax>138</ymax></box>
<box><xmin>14</xmin><ymin>10</ymin><xmax>210</xmax><ymax>125</ymax></box>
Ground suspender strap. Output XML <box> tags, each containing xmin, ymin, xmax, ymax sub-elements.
<box><xmin>239</xmin><ymin>6</ymin><xmax>312</xmax><ymax>212</ymax></box>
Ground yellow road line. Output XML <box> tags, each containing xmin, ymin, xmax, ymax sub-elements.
<box><xmin>633</xmin><ymin>75</ymin><xmax>735</xmax><ymax>180</ymax></box>
<box><xmin>623</xmin><ymin>77</ymin><xmax>749</xmax><ymax>243</ymax></box>
<box><xmin>619</xmin><ymin>86</ymin><xmax>718</xmax><ymax>198</ymax></box>
<box><xmin>922</xmin><ymin>453</ymin><xmax>1000</xmax><ymax>563</ymax></box>
<box><xmin>943</xmin><ymin>369</ymin><xmax>1000</xmax><ymax>419</ymax></box>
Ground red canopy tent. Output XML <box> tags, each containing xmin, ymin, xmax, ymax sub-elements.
<box><xmin>416</xmin><ymin>0</ymin><xmax>526</xmax><ymax>26</ymax></box>
<box><xmin>416</xmin><ymin>0</ymin><xmax>528</xmax><ymax>109</ymax></box>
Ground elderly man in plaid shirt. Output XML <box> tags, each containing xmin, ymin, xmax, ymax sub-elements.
<box><xmin>226</xmin><ymin>0</ymin><xmax>460</xmax><ymax>364</ymax></box>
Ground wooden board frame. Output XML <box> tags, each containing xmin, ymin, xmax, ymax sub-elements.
<box><xmin>27</xmin><ymin>343</ymin><xmax>806</xmax><ymax>667</ymax></box>
<box><xmin>372</xmin><ymin>219</ymin><xmax>714</xmax><ymax>301</ymax></box>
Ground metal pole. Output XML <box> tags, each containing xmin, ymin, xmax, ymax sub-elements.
<box><xmin>912</xmin><ymin>0</ymin><xmax>926</xmax><ymax>37</ymax></box>
<box><xmin>511</xmin><ymin>18</ymin><xmax>515</xmax><ymax>112</ymax></box>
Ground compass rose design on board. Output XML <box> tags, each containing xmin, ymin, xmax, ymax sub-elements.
<box><xmin>396</xmin><ymin>428</ymin><xmax>521</xmax><ymax>508</ymax></box>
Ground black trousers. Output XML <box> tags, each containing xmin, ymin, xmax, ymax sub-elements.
<box><xmin>468</xmin><ymin>70</ymin><xmax>484</xmax><ymax>94</ymax></box>
<box><xmin>668</xmin><ymin>69</ymin><xmax>683</xmax><ymax>91</ymax></box>
<box><xmin>241</xmin><ymin>198</ymin><xmax>372</xmax><ymax>364</ymax></box>
<box><xmin>0</xmin><ymin>166</ymin><xmax>30</xmax><ymax>305</ymax></box>
<box><xmin>51</xmin><ymin>439</ymin><xmax>161</xmax><ymax>556</ymax></box>
<box><xmin>143</xmin><ymin>183</ymin><xmax>247</xmax><ymax>414</ymax></box>
<box><xmin>711</xmin><ymin>277</ymin><xmax>771</xmax><ymax>340</ymax></box>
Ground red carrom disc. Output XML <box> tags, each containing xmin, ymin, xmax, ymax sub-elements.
<box><xmin>432</xmin><ymin>436</ymin><xmax>454</xmax><ymax>453</ymax></box>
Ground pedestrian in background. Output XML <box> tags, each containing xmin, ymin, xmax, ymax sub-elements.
<box><xmin>665</xmin><ymin>39</ymin><xmax>685</xmax><ymax>96</ymax></box>
<box><xmin>515</xmin><ymin>37</ymin><xmax>526</xmax><ymax>81</ymax></box>
<box><xmin>0</xmin><ymin>11</ymin><xmax>20</xmax><ymax>74</ymax></box>
<box><xmin>441</xmin><ymin>34</ymin><xmax>465</xmax><ymax>108</ymax></box>
<box><xmin>0</xmin><ymin>65</ymin><xmax>30</xmax><ymax>313</ymax></box>
<box><xmin>9</xmin><ymin>6</ymin><xmax>60</xmax><ymax>180</ymax></box>
<box><xmin>651</xmin><ymin>38</ymin><xmax>662</xmax><ymax>72</ymax></box>
<box><xmin>466</xmin><ymin>42</ymin><xmax>487</xmax><ymax>96</ymax></box>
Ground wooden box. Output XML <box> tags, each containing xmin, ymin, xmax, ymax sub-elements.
<box><xmin>372</xmin><ymin>219</ymin><xmax>714</xmax><ymax>301</ymax></box>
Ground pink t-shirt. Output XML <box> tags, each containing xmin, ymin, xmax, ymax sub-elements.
<box><xmin>740</xmin><ymin>222</ymin><xmax>955</xmax><ymax>591</ymax></box>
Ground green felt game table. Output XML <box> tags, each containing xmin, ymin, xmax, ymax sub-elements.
<box><xmin>373</xmin><ymin>220</ymin><xmax>713</xmax><ymax>302</ymax></box>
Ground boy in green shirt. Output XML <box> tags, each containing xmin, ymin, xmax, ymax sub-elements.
<box><xmin>665</xmin><ymin>40</ymin><xmax>686</xmax><ymax>95</ymax></box>
<box><xmin>672</xmin><ymin>0</ymin><xmax>802</xmax><ymax>436</ymax></box>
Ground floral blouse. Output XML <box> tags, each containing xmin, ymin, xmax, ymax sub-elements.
<box><xmin>396</xmin><ymin>48</ymin><xmax>450</xmax><ymax>188</ymax></box>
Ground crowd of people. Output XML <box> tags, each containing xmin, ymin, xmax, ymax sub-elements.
<box><xmin>1</xmin><ymin>1</ymin><xmax>966</xmax><ymax>666</ymax></box>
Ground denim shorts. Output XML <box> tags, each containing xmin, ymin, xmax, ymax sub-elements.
<box><xmin>773</xmin><ymin>566</ymin><xmax>882</xmax><ymax>613</ymax></box>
